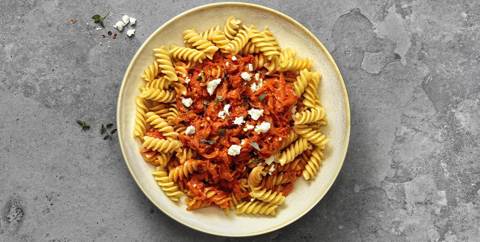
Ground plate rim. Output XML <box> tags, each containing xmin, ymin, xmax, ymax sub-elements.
<box><xmin>116</xmin><ymin>1</ymin><xmax>351</xmax><ymax>237</ymax></box>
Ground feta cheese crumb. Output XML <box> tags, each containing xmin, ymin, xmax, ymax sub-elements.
<box><xmin>231</xmin><ymin>55</ymin><xmax>237</xmax><ymax>61</ymax></box>
<box><xmin>240</xmin><ymin>72</ymin><xmax>251</xmax><ymax>81</ymax></box>
<box><xmin>126</xmin><ymin>28</ymin><xmax>135</xmax><ymax>37</ymax></box>
<box><xmin>113</xmin><ymin>21</ymin><xmax>125</xmax><ymax>31</ymax></box>
<box><xmin>181</xmin><ymin>97</ymin><xmax>193</xmax><ymax>107</ymax></box>
<box><xmin>184</xmin><ymin>76</ymin><xmax>191</xmax><ymax>84</ymax></box>
<box><xmin>129</xmin><ymin>17</ymin><xmax>137</xmax><ymax>25</ymax></box>
<box><xmin>248</xmin><ymin>63</ymin><xmax>254</xmax><ymax>72</ymax></box>
<box><xmin>268</xmin><ymin>164</ymin><xmax>276</xmax><ymax>175</ymax></box>
<box><xmin>95</xmin><ymin>26</ymin><xmax>103</xmax><ymax>30</ymax></box>
<box><xmin>121</xmin><ymin>15</ymin><xmax>130</xmax><ymax>25</ymax></box>
<box><xmin>233</xmin><ymin>116</ymin><xmax>245</xmax><ymax>125</ymax></box>
<box><xmin>250</xmin><ymin>83</ymin><xmax>258</xmax><ymax>92</ymax></box>
<box><xmin>265</xmin><ymin>156</ymin><xmax>275</xmax><ymax>165</ymax></box>
<box><xmin>250</xmin><ymin>197</ymin><xmax>255</xmax><ymax>202</ymax></box>
<box><xmin>227</xmin><ymin>144</ymin><xmax>241</xmax><ymax>156</ymax></box>
<box><xmin>248</xmin><ymin>108</ymin><xmax>264</xmax><ymax>120</ymax></box>
<box><xmin>243</xmin><ymin>124</ymin><xmax>255</xmax><ymax>131</ymax></box>
<box><xmin>185</xmin><ymin>125</ymin><xmax>196</xmax><ymax>135</ymax></box>
<box><xmin>254</xmin><ymin>72</ymin><xmax>260</xmax><ymax>81</ymax></box>
<box><xmin>254</xmin><ymin>121</ymin><xmax>271</xmax><ymax>133</ymax></box>
<box><xmin>207</xmin><ymin>78</ymin><xmax>222</xmax><ymax>95</ymax></box>
<box><xmin>218</xmin><ymin>104</ymin><xmax>231</xmax><ymax>119</ymax></box>
<box><xmin>240</xmin><ymin>139</ymin><xmax>246</xmax><ymax>145</ymax></box>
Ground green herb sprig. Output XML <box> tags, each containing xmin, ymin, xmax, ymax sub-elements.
<box><xmin>91</xmin><ymin>12</ymin><xmax>109</xmax><ymax>27</ymax></box>
<box><xmin>100</xmin><ymin>123</ymin><xmax>116</xmax><ymax>140</ymax></box>
<box><xmin>76</xmin><ymin>120</ymin><xmax>90</xmax><ymax>131</ymax></box>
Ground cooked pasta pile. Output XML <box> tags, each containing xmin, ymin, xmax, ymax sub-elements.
<box><xmin>134</xmin><ymin>16</ymin><xmax>328</xmax><ymax>216</ymax></box>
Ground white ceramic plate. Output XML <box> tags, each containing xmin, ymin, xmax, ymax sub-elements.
<box><xmin>117</xmin><ymin>2</ymin><xmax>350</xmax><ymax>237</ymax></box>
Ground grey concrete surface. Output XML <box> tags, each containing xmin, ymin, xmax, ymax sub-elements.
<box><xmin>1</xmin><ymin>0</ymin><xmax>479</xmax><ymax>241</ymax></box>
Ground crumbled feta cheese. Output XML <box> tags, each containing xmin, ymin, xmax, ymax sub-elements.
<box><xmin>233</xmin><ymin>116</ymin><xmax>245</xmax><ymax>125</ymax></box>
<box><xmin>243</xmin><ymin>124</ymin><xmax>255</xmax><ymax>131</ymax></box>
<box><xmin>248</xmin><ymin>63</ymin><xmax>254</xmax><ymax>72</ymax></box>
<box><xmin>231</xmin><ymin>55</ymin><xmax>237</xmax><ymax>61</ymax></box>
<box><xmin>181</xmin><ymin>97</ymin><xmax>193</xmax><ymax>107</ymax></box>
<box><xmin>207</xmin><ymin>78</ymin><xmax>222</xmax><ymax>95</ymax></box>
<box><xmin>254</xmin><ymin>72</ymin><xmax>260</xmax><ymax>81</ymax></box>
<box><xmin>218</xmin><ymin>104</ymin><xmax>230</xmax><ymax>119</ymax></box>
<box><xmin>184</xmin><ymin>76</ymin><xmax>190</xmax><ymax>84</ymax></box>
<box><xmin>250</xmin><ymin>197</ymin><xmax>255</xmax><ymax>202</ymax></box>
<box><xmin>225</xmin><ymin>61</ymin><xmax>230</xmax><ymax>67</ymax></box>
<box><xmin>95</xmin><ymin>26</ymin><xmax>103</xmax><ymax>30</ymax></box>
<box><xmin>254</xmin><ymin>121</ymin><xmax>271</xmax><ymax>133</ymax></box>
<box><xmin>126</xmin><ymin>28</ymin><xmax>135</xmax><ymax>37</ymax></box>
<box><xmin>268</xmin><ymin>164</ymin><xmax>276</xmax><ymax>175</ymax></box>
<box><xmin>250</xmin><ymin>83</ymin><xmax>258</xmax><ymax>92</ymax></box>
<box><xmin>240</xmin><ymin>139</ymin><xmax>246</xmax><ymax>146</ymax></box>
<box><xmin>129</xmin><ymin>17</ymin><xmax>137</xmax><ymax>25</ymax></box>
<box><xmin>121</xmin><ymin>15</ymin><xmax>130</xmax><ymax>25</ymax></box>
<box><xmin>113</xmin><ymin>21</ymin><xmax>125</xmax><ymax>31</ymax></box>
<box><xmin>265</xmin><ymin>156</ymin><xmax>275</xmax><ymax>165</ymax></box>
<box><xmin>240</xmin><ymin>72</ymin><xmax>251</xmax><ymax>81</ymax></box>
<box><xmin>185</xmin><ymin>125</ymin><xmax>196</xmax><ymax>135</ymax></box>
<box><xmin>227</xmin><ymin>144</ymin><xmax>241</xmax><ymax>156</ymax></box>
<box><xmin>248</xmin><ymin>108</ymin><xmax>264</xmax><ymax>120</ymax></box>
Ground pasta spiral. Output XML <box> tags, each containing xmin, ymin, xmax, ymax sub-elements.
<box><xmin>294</xmin><ymin>107</ymin><xmax>325</xmax><ymax>125</ymax></box>
<box><xmin>279</xmin><ymin>130</ymin><xmax>299</xmax><ymax>150</ymax></box>
<box><xmin>225</xmin><ymin>27</ymin><xmax>250</xmax><ymax>55</ymax></box>
<box><xmin>169</xmin><ymin>159</ymin><xmax>204</xmax><ymax>182</ymax></box>
<box><xmin>241</xmin><ymin>41</ymin><xmax>260</xmax><ymax>55</ymax></box>
<box><xmin>145</xmin><ymin>77</ymin><xmax>171</xmax><ymax>90</ymax></box>
<box><xmin>210</xmin><ymin>30</ymin><xmax>230</xmax><ymax>53</ymax></box>
<box><xmin>169</xmin><ymin>45</ymin><xmax>206</xmax><ymax>63</ymax></box>
<box><xmin>174</xmin><ymin>61</ymin><xmax>189</xmax><ymax>78</ymax></box>
<box><xmin>277</xmin><ymin>138</ymin><xmax>311</xmax><ymax>165</ymax></box>
<box><xmin>200</xmin><ymin>25</ymin><xmax>220</xmax><ymax>40</ymax></box>
<box><xmin>293</xmin><ymin>69</ymin><xmax>311</xmax><ymax>96</ymax></box>
<box><xmin>249</xmin><ymin>188</ymin><xmax>285</xmax><ymax>205</ymax></box>
<box><xmin>183</xmin><ymin>29</ymin><xmax>218</xmax><ymax>59</ymax></box>
<box><xmin>261</xmin><ymin>173</ymin><xmax>293</xmax><ymax>190</ymax></box>
<box><xmin>250</xmin><ymin>26</ymin><xmax>280</xmax><ymax>60</ymax></box>
<box><xmin>302</xmin><ymin>71</ymin><xmax>322</xmax><ymax>108</ymax></box>
<box><xmin>145</xmin><ymin>112</ymin><xmax>178</xmax><ymax>138</ymax></box>
<box><xmin>153</xmin><ymin>46</ymin><xmax>178</xmax><ymax>82</ymax></box>
<box><xmin>141</xmin><ymin>88</ymin><xmax>176</xmax><ymax>103</ymax></box>
<box><xmin>236</xmin><ymin>201</ymin><xmax>278</xmax><ymax>216</ymax></box>
<box><xmin>152</xmin><ymin>168</ymin><xmax>183</xmax><ymax>202</ymax></box>
<box><xmin>175</xmin><ymin>147</ymin><xmax>193</xmax><ymax>164</ymax></box>
<box><xmin>279</xmin><ymin>48</ymin><xmax>313</xmax><ymax>71</ymax></box>
<box><xmin>294</xmin><ymin>125</ymin><xmax>328</xmax><ymax>148</ymax></box>
<box><xmin>252</xmin><ymin>54</ymin><xmax>266</xmax><ymax>70</ymax></box>
<box><xmin>134</xmin><ymin>97</ymin><xmax>147</xmax><ymax>139</ymax></box>
<box><xmin>143</xmin><ymin>136</ymin><xmax>182</xmax><ymax>153</ymax></box>
<box><xmin>248</xmin><ymin>166</ymin><xmax>265</xmax><ymax>189</ymax></box>
<box><xmin>187</xmin><ymin>197</ymin><xmax>211</xmax><ymax>210</ymax></box>
<box><xmin>204</xmin><ymin>187</ymin><xmax>231</xmax><ymax>209</ymax></box>
<box><xmin>142</xmin><ymin>61</ymin><xmax>159</xmax><ymax>82</ymax></box>
<box><xmin>302</xmin><ymin>148</ymin><xmax>324</xmax><ymax>181</ymax></box>
<box><xmin>223</xmin><ymin>16</ymin><xmax>242</xmax><ymax>40</ymax></box>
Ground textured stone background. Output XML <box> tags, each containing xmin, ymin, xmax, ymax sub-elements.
<box><xmin>1</xmin><ymin>0</ymin><xmax>479</xmax><ymax>241</ymax></box>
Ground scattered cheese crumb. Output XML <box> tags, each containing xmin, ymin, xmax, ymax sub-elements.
<box><xmin>254</xmin><ymin>121</ymin><xmax>271</xmax><ymax>133</ymax></box>
<box><xmin>95</xmin><ymin>26</ymin><xmax>103</xmax><ymax>30</ymax></box>
<box><xmin>126</xmin><ymin>28</ymin><xmax>135</xmax><ymax>37</ymax></box>
<box><xmin>250</xmin><ymin>198</ymin><xmax>255</xmax><ymax>202</ymax></box>
<box><xmin>185</xmin><ymin>125</ymin><xmax>196</xmax><ymax>135</ymax></box>
<box><xmin>240</xmin><ymin>72</ymin><xmax>251</xmax><ymax>81</ymax></box>
<box><xmin>184</xmin><ymin>76</ymin><xmax>190</xmax><ymax>84</ymax></box>
<box><xmin>254</xmin><ymin>72</ymin><xmax>260</xmax><ymax>81</ymax></box>
<box><xmin>248</xmin><ymin>108</ymin><xmax>264</xmax><ymax>120</ymax></box>
<box><xmin>248</xmin><ymin>63</ymin><xmax>254</xmax><ymax>72</ymax></box>
<box><xmin>250</xmin><ymin>83</ymin><xmax>258</xmax><ymax>92</ymax></box>
<box><xmin>218</xmin><ymin>104</ymin><xmax>231</xmax><ymax>119</ymax></box>
<box><xmin>233</xmin><ymin>116</ymin><xmax>245</xmax><ymax>125</ymax></box>
<box><xmin>243</xmin><ymin>124</ymin><xmax>255</xmax><ymax>131</ymax></box>
<box><xmin>121</xmin><ymin>15</ymin><xmax>130</xmax><ymax>25</ymax></box>
<box><xmin>265</xmin><ymin>156</ymin><xmax>275</xmax><ymax>165</ymax></box>
<box><xmin>129</xmin><ymin>17</ymin><xmax>137</xmax><ymax>25</ymax></box>
<box><xmin>113</xmin><ymin>21</ymin><xmax>125</xmax><ymax>31</ymax></box>
<box><xmin>181</xmin><ymin>97</ymin><xmax>193</xmax><ymax>107</ymax></box>
<box><xmin>231</xmin><ymin>55</ymin><xmax>237</xmax><ymax>61</ymax></box>
<box><xmin>225</xmin><ymin>62</ymin><xmax>230</xmax><ymax>67</ymax></box>
<box><xmin>207</xmin><ymin>78</ymin><xmax>222</xmax><ymax>95</ymax></box>
<box><xmin>227</xmin><ymin>144</ymin><xmax>241</xmax><ymax>156</ymax></box>
<box><xmin>240</xmin><ymin>139</ymin><xmax>246</xmax><ymax>145</ymax></box>
<box><xmin>268</xmin><ymin>164</ymin><xmax>276</xmax><ymax>175</ymax></box>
